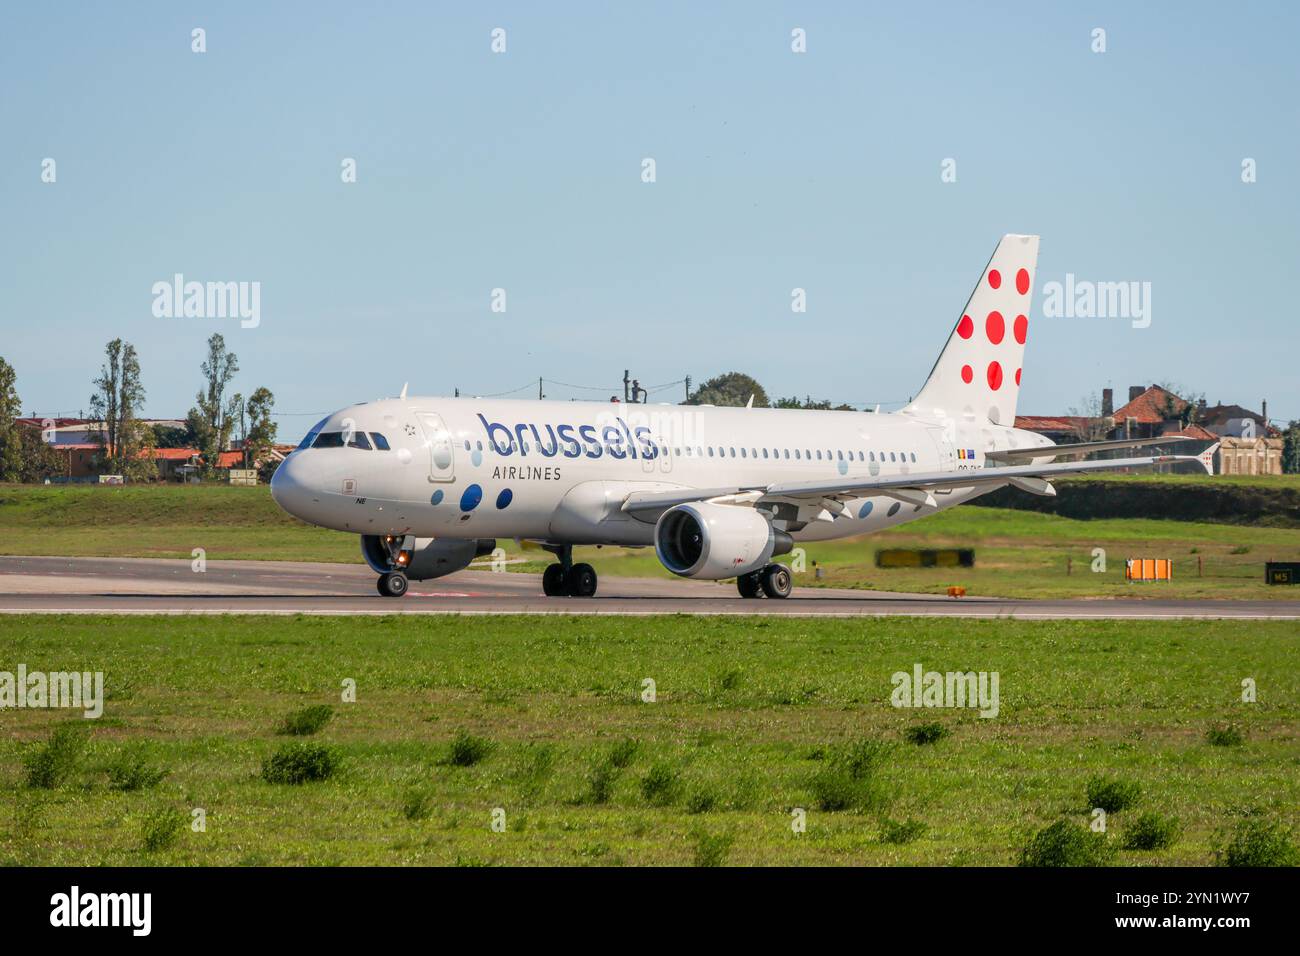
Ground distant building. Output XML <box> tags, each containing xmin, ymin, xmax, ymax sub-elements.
<box><xmin>1016</xmin><ymin>384</ymin><xmax>1282</xmax><ymax>476</ymax></box>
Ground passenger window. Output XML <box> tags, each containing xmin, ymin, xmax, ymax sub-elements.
<box><xmin>741</xmin><ymin>448</ymin><xmax>747</xmax><ymax>458</ymax></box>
<box><xmin>312</xmin><ymin>432</ymin><xmax>345</xmax><ymax>449</ymax></box>
<box><xmin>911</xmin><ymin>452</ymin><xmax>917</xmax><ymax>462</ymax></box>
<box><xmin>816</xmin><ymin>451</ymin><xmax>822</xmax><ymax>460</ymax></box>
<box><xmin>370</xmin><ymin>432</ymin><xmax>390</xmax><ymax>450</ymax></box>
<box><xmin>890</xmin><ymin>452</ymin><xmax>896</xmax><ymax>462</ymax></box>
<box><xmin>349</xmin><ymin>432</ymin><xmax>372</xmax><ymax>450</ymax></box>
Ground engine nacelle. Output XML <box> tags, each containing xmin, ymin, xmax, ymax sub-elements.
<box><xmin>361</xmin><ymin>535</ymin><xmax>496</xmax><ymax>581</ymax></box>
<box><xmin>654</xmin><ymin>502</ymin><xmax>789</xmax><ymax>580</ymax></box>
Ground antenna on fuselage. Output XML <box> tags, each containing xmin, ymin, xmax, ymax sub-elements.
<box><xmin>746</xmin><ymin>394</ymin><xmax>754</xmax><ymax>409</ymax></box>
<box><xmin>399</xmin><ymin>382</ymin><xmax>409</xmax><ymax>400</ymax></box>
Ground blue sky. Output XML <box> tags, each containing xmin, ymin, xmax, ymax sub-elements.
<box><xmin>2</xmin><ymin>1</ymin><xmax>1297</xmax><ymax>437</ymax></box>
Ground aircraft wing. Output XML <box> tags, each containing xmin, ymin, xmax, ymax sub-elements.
<box><xmin>619</xmin><ymin>452</ymin><xmax>1211</xmax><ymax>516</ymax></box>
<box><xmin>985</xmin><ymin>435</ymin><xmax>1190</xmax><ymax>462</ymax></box>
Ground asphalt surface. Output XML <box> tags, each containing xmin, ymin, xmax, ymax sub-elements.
<box><xmin>0</xmin><ymin>555</ymin><xmax>1297</xmax><ymax>619</ymax></box>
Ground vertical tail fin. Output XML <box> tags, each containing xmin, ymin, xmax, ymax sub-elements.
<box><xmin>907</xmin><ymin>234</ymin><xmax>1039</xmax><ymax>426</ymax></box>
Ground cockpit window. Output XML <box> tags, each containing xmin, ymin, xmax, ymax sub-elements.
<box><xmin>297</xmin><ymin>417</ymin><xmax>329</xmax><ymax>450</ymax></box>
<box><xmin>312</xmin><ymin>431</ymin><xmax>345</xmax><ymax>449</ymax></box>
<box><xmin>370</xmin><ymin>432</ymin><xmax>390</xmax><ymax>450</ymax></box>
<box><xmin>348</xmin><ymin>432</ymin><xmax>372</xmax><ymax>450</ymax></box>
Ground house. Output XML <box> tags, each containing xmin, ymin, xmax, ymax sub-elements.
<box><xmin>1016</xmin><ymin>384</ymin><xmax>1283</xmax><ymax>476</ymax></box>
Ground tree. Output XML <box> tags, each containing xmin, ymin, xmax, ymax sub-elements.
<box><xmin>188</xmin><ymin>334</ymin><xmax>240</xmax><ymax>477</ymax></box>
<box><xmin>88</xmin><ymin>339</ymin><xmax>147</xmax><ymax>475</ymax></box>
<box><xmin>244</xmin><ymin>387</ymin><xmax>278</xmax><ymax>470</ymax></box>
<box><xmin>1065</xmin><ymin>392</ymin><xmax>1113</xmax><ymax>442</ymax></box>
<box><xmin>1283</xmin><ymin>421</ymin><xmax>1300</xmax><ymax>474</ymax></box>
<box><xmin>774</xmin><ymin>395</ymin><xmax>856</xmax><ymax>411</ymax></box>
<box><xmin>684</xmin><ymin>372</ymin><xmax>770</xmax><ymax>408</ymax></box>
<box><xmin>0</xmin><ymin>357</ymin><xmax>25</xmax><ymax>481</ymax></box>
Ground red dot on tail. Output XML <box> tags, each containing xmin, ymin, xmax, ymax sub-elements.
<box><xmin>987</xmin><ymin>361</ymin><xmax>1003</xmax><ymax>391</ymax></box>
<box><xmin>988</xmin><ymin>269</ymin><xmax>1001</xmax><ymax>289</ymax></box>
<box><xmin>1016</xmin><ymin>269</ymin><xmax>1030</xmax><ymax>294</ymax></box>
<box><xmin>1015</xmin><ymin>368</ymin><xmax>1022</xmax><ymax>386</ymax></box>
<box><xmin>961</xmin><ymin>364</ymin><xmax>973</xmax><ymax>384</ymax></box>
<box><xmin>986</xmin><ymin>311</ymin><xmax>1005</xmax><ymax>345</ymax></box>
<box><xmin>1014</xmin><ymin>314</ymin><xmax>1028</xmax><ymax>344</ymax></box>
<box><xmin>957</xmin><ymin>314</ymin><xmax>973</xmax><ymax>339</ymax></box>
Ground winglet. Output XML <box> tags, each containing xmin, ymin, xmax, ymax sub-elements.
<box><xmin>399</xmin><ymin>382</ymin><xmax>408</xmax><ymax>400</ymax></box>
<box><xmin>746</xmin><ymin>394</ymin><xmax>754</xmax><ymax>409</ymax></box>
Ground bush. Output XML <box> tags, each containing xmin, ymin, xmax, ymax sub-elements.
<box><xmin>686</xmin><ymin>788</ymin><xmax>718</xmax><ymax>815</ymax></box>
<box><xmin>107</xmin><ymin>748</ymin><xmax>169</xmax><ymax>791</ymax></box>
<box><xmin>402</xmin><ymin>787</ymin><xmax>434</xmax><ymax>821</ymax></box>
<box><xmin>261</xmin><ymin>743</ymin><xmax>339</xmax><ymax>784</ymax></box>
<box><xmin>810</xmin><ymin>739</ymin><xmax>891</xmax><ymax>812</ymax></box>
<box><xmin>640</xmin><ymin>763</ymin><xmax>681</xmax><ymax>807</ymax></box>
<box><xmin>1122</xmin><ymin>812</ymin><xmax>1181</xmax><ymax>851</ymax></box>
<box><xmin>275</xmin><ymin>704</ymin><xmax>334</xmax><ymax>737</ymax></box>
<box><xmin>692</xmin><ymin>829</ymin><xmax>733</xmax><ymax>867</ymax></box>
<box><xmin>24</xmin><ymin>723</ymin><xmax>87</xmax><ymax>789</ymax></box>
<box><xmin>903</xmin><ymin>723</ymin><xmax>949</xmax><ymax>746</ymax></box>
<box><xmin>585</xmin><ymin>761</ymin><xmax>619</xmax><ymax>805</ymax></box>
<box><xmin>443</xmin><ymin>730</ymin><xmax>494</xmax><ymax>767</ymax></box>
<box><xmin>1205</xmin><ymin>723</ymin><xmax>1244</xmax><ymax>747</ymax></box>
<box><xmin>1086</xmin><ymin>776</ymin><xmax>1142</xmax><ymax>814</ymax></box>
<box><xmin>607</xmin><ymin>738</ymin><xmax>640</xmax><ymax>769</ymax></box>
<box><xmin>880</xmin><ymin>817</ymin><xmax>928</xmax><ymax>845</ymax></box>
<box><xmin>1215</xmin><ymin>818</ymin><xmax>1299</xmax><ymax>867</ymax></box>
<box><xmin>140</xmin><ymin>806</ymin><xmax>186</xmax><ymax>853</ymax></box>
<box><xmin>1019</xmin><ymin>819</ymin><xmax>1115</xmax><ymax>867</ymax></box>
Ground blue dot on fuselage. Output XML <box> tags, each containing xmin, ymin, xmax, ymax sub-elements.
<box><xmin>471</xmin><ymin>450</ymin><xmax>483</xmax><ymax>467</ymax></box>
<box><xmin>460</xmin><ymin>484</ymin><xmax>482</xmax><ymax>511</ymax></box>
<box><xmin>858</xmin><ymin>500</ymin><xmax>873</xmax><ymax>519</ymax></box>
<box><xmin>496</xmin><ymin>488</ymin><xmax>513</xmax><ymax>509</ymax></box>
<box><xmin>837</xmin><ymin>459</ymin><xmax>848</xmax><ymax>475</ymax></box>
<box><xmin>430</xmin><ymin>490</ymin><xmax>444</xmax><ymax>506</ymax></box>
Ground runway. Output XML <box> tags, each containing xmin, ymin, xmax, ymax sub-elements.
<box><xmin>0</xmin><ymin>555</ymin><xmax>1297</xmax><ymax>619</ymax></box>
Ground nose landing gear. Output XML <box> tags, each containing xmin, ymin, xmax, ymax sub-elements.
<box><xmin>377</xmin><ymin>571</ymin><xmax>409</xmax><ymax>598</ymax></box>
<box><xmin>541</xmin><ymin>544</ymin><xmax>598</xmax><ymax>598</ymax></box>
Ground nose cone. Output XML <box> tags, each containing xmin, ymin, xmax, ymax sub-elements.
<box><xmin>270</xmin><ymin>453</ymin><xmax>309</xmax><ymax>517</ymax></box>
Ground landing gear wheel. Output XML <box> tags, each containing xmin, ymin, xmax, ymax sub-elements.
<box><xmin>378</xmin><ymin>572</ymin><xmax>409</xmax><ymax>598</ymax></box>
<box><xmin>567</xmin><ymin>563</ymin><xmax>598</xmax><ymax>598</ymax></box>
<box><xmin>736</xmin><ymin>572</ymin><xmax>763</xmax><ymax>598</ymax></box>
<box><xmin>542</xmin><ymin>563</ymin><xmax>567</xmax><ymax>596</ymax></box>
<box><xmin>760</xmin><ymin>563</ymin><xmax>793</xmax><ymax>599</ymax></box>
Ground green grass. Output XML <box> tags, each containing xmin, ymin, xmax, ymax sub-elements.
<box><xmin>0</xmin><ymin>614</ymin><xmax>1295</xmax><ymax>866</ymax></box>
<box><xmin>2</xmin><ymin>482</ymin><xmax>1298</xmax><ymax>599</ymax></box>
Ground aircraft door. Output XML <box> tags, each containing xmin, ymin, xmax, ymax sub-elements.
<box><xmin>416</xmin><ymin>411</ymin><xmax>455</xmax><ymax>482</ymax></box>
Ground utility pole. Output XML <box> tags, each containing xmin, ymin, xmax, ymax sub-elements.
<box><xmin>454</xmin><ymin>387</ymin><xmax>459</xmax><ymax>398</ymax></box>
<box><xmin>684</xmin><ymin>375</ymin><xmax>691</xmax><ymax>403</ymax></box>
<box><xmin>623</xmin><ymin>370</ymin><xmax>630</xmax><ymax>403</ymax></box>
<box><xmin>538</xmin><ymin>377</ymin><xmax>544</xmax><ymax>400</ymax></box>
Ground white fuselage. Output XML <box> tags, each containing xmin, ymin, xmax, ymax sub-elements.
<box><xmin>270</xmin><ymin>396</ymin><xmax>1053</xmax><ymax>546</ymax></box>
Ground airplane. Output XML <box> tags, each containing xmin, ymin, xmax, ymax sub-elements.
<box><xmin>270</xmin><ymin>234</ymin><xmax>1214</xmax><ymax>599</ymax></box>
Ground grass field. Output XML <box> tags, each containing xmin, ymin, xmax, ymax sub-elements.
<box><xmin>5</xmin><ymin>483</ymin><xmax>1297</xmax><ymax>600</ymax></box>
<box><xmin>0</xmin><ymin>614</ymin><xmax>1294</xmax><ymax>866</ymax></box>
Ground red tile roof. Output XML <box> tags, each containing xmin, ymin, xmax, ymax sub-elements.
<box><xmin>1161</xmin><ymin>424</ymin><xmax>1218</xmax><ymax>441</ymax></box>
<box><xmin>1112</xmin><ymin>385</ymin><xmax>1188</xmax><ymax>424</ymax></box>
<box><xmin>1014</xmin><ymin>415</ymin><xmax>1093</xmax><ymax>432</ymax></box>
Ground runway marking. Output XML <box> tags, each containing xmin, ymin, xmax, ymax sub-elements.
<box><xmin>2</xmin><ymin>608</ymin><xmax>1299</xmax><ymax>620</ymax></box>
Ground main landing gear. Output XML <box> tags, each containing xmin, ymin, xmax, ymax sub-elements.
<box><xmin>377</xmin><ymin>571</ymin><xmax>409</xmax><ymax>598</ymax></box>
<box><xmin>736</xmin><ymin>563</ymin><xmax>793</xmax><ymax>600</ymax></box>
<box><xmin>541</xmin><ymin>544</ymin><xmax>598</xmax><ymax>598</ymax></box>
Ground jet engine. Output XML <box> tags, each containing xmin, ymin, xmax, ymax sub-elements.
<box><xmin>361</xmin><ymin>535</ymin><xmax>496</xmax><ymax>581</ymax></box>
<box><xmin>654</xmin><ymin>502</ymin><xmax>791</xmax><ymax>579</ymax></box>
